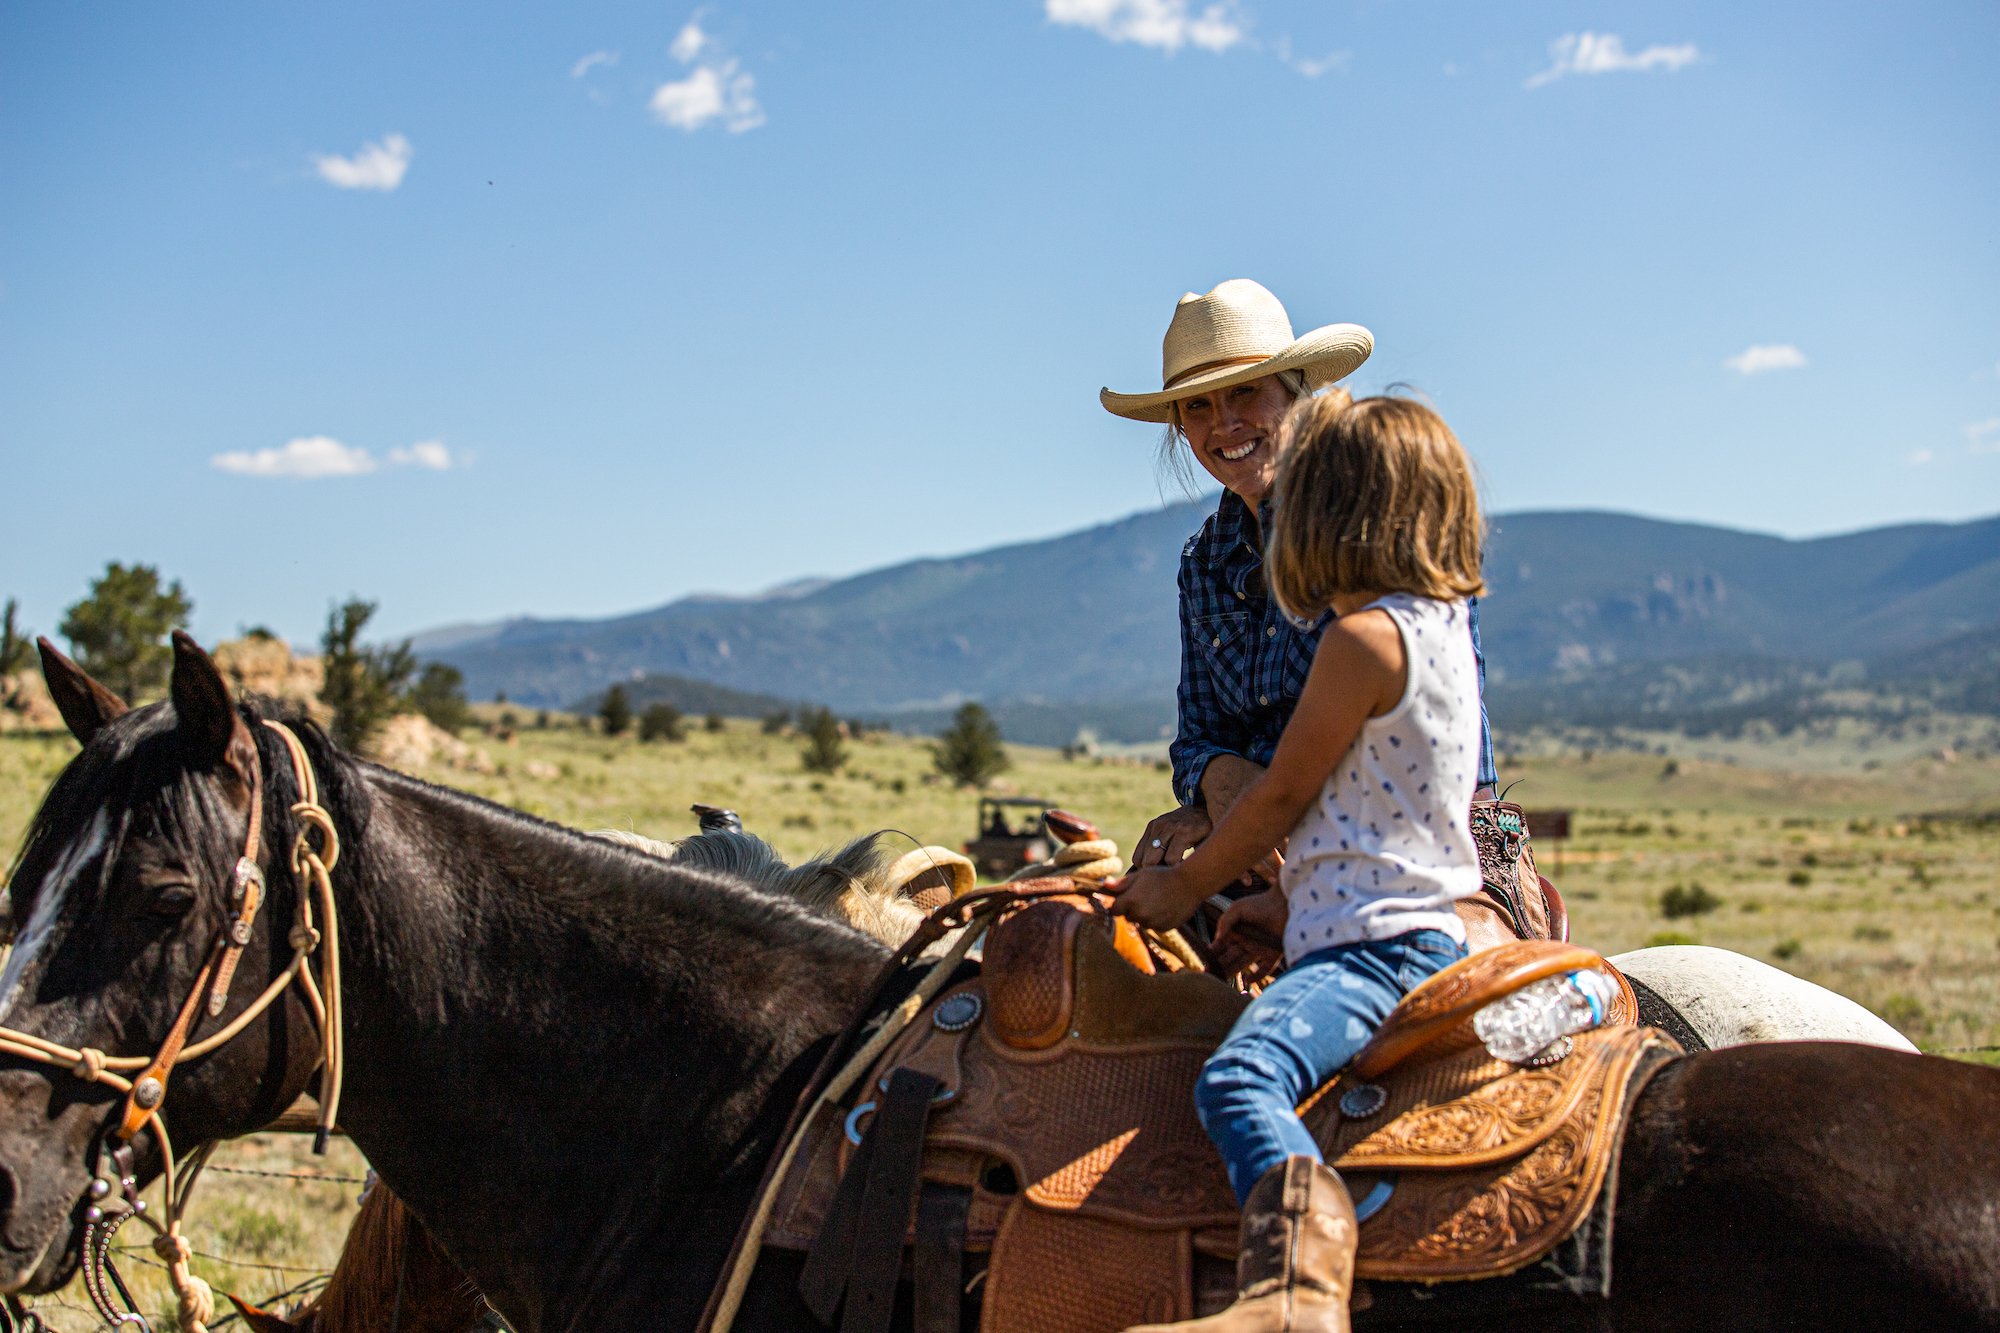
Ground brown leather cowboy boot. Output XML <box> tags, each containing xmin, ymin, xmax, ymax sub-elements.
<box><xmin>1125</xmin><ymin>1156</ymin><xmax>1356</xmax><ymax>1332</ymax></box>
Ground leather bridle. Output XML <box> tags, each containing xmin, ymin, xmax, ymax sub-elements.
<box><xmin>0</xmin><ymin>720</ymin><xmax>345</xmax><ymax>1333</ymax></box>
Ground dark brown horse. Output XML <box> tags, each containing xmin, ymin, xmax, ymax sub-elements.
<box><xmin>1</xmin><ymin>637</ymin><xmax>1996</xmax><ymax>1330</ymax></box>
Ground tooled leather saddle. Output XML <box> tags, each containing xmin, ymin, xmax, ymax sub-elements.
<box><xmin>766</xmin><ymin>893</ymin><xmax>1680</xmax><ymax>1333</ymax></box>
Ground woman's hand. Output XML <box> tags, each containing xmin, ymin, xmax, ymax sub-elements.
<box><xmin>1108</xmin><ymin>866</ymin><xmax>1209</xmax><ymax>932</ymax></box>
<box><xmin>1132</xmin><ymin>804</ymin><xmax>1212</xmax><ymax>870</ymax></box>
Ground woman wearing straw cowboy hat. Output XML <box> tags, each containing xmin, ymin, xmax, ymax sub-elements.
<box><xmin>1107</xmin><ymin>279</ymin><xmax>1497</xmax><ymax>903</ymax></box>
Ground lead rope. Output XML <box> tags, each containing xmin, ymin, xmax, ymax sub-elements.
<box><xmin>0</xmin><ymin>720</ymin><xmax>342</xmax><ymax>1333</ymax></box>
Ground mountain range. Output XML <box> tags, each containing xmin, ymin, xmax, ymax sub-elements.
<box><xmin>415</xmin><ymin>503</ymin><xmax>2000</xmax><ymax>744</ymax></box>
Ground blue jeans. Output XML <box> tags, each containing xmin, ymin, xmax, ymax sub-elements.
<box><xmin>1194</xmin><ymin>930</ymin><xmax>1467</xmax><ymax>1203</ymax></box>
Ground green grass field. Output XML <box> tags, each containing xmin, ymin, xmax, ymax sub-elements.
<box><xmin>3</xmin><ymin>718</ymin><xmax>1996</xmax><ymax>1325</ymax></box>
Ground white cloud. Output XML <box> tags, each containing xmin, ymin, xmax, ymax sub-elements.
<box><xmin>1273</xmin><ymin>38</ymin><xmax>1350</xmax><ymax>77</ymax></box>
<box><xmin>1526</xmin><ymin>33</ymin><xmax>1699</xmax><ymax>89</ymax></box>
<box><xmin>651</xmin><ymin>14</ymin><xmax>764</xmax><ymax>132</ymax></box>
<box><xmin>213</xmin><ymin>435</ymin><xmax>463</xmax><ymax>478</ymax></box>
<box><xmin>670</xmin><ymin>18</ymin><xmax>708</xmax><ymax>65</ymax></box>
<box><xmin>389</xmin><ymin>439</ymin><xmax>457</xmax><ymax>470</ymax></box>
<box><xmin>213</xmin><ymin>436</ymin><xmax>378</xmax><ymax>479</ymax></box>
<box><xmin>311</xmin><ymin>133</ymin><xmax>414</xmax><ymax>192</ymax></box>
<box><xmin>1965</xmin><ymin>418</ymin><xmax>2000</xmax><ymax>454</ymax></box>
<box><xmin>1046</xmin><ymin>0</ymin><xmax>1246</xmax><ymax>54</ymax></box>
<box><xmin>570</xmin><ymin>50</ymin><xmax>619</xmax><ymax>78</ymax></box>
<box><xmin>1723</xmin><ymin>344</ymin><xmax>1808</xmax><ymax>376</ymax></box>
<box><xmin>1908</xmin><ymin>448</ymin><xmax>1935</xmax><ymax>466</ymax></box>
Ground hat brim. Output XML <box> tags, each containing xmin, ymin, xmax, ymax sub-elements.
<box><xmin>1099</xmin><ymin>322</ymin><xmax>1374</xmax><ymax>424</ymax></box>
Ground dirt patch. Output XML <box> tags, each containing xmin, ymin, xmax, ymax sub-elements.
<box><xmin>371</xmin><ymin>713</ymin><xmax>497</xmax><ymax>776</ymax></box>
<box><xmin>0</xmin><ymin>670</ymin><xmax>60</xmax><ymax>733</ymax></box>
<box><xmin>213</xmin><ymin>636</ymin><xmax>330</xmax><ymax>722</ymax></box>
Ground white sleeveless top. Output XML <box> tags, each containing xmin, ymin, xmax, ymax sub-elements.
<box><xmin>1279</xmin><ymin>594</ymin><xmax>1481</xmax><ymax>963</ymax></box>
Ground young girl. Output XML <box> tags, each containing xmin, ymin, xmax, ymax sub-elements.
<box><xmin>1112</xmin><ymin>394</ymin><xmax>1487</xmax><ymax>1333</ymax></box>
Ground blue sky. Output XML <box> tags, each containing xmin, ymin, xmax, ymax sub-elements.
<box><xmin>4</xmin><ymin>2</ymin><xmax>1996</xmax><ymax>648</ymax></box>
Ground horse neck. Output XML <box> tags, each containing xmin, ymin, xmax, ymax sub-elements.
<box><xmin>313</xmin><ymin>759</ymin><xmax>889</xmax><ymax>1328</ymax></box>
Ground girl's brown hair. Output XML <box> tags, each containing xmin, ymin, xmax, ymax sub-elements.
<box><xmin>1265</xmin><ymin>394</ymin><xmax>1486</xmax><ymax>619</ymax></box>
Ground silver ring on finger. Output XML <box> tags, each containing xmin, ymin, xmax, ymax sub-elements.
<box><xmin>1151</xmin><ymin>838</ymin><xmax>1163</xmax><ymax>849</ymax></box>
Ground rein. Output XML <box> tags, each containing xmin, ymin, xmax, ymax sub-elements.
<box><xmin>0</xmin><ymin>720</ymin><xmax>345</xmax><ymax>1333</ymax></box>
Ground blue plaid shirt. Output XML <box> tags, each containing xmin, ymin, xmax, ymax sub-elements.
<box><xmin>1169</xmin><ymin>491</ymin><xmax>1498</xmax><ymax>807</ymax></box>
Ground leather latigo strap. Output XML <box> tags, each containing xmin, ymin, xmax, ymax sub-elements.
<box><xmin>914</xmin><ymin>1184</ymin><xmax>971</xmax><ymax>1333</ymax></box>
<box><xmin>800</xmin><ymin>1068</ymin><xmax>943</xmax><ymax>1333</ymax></box>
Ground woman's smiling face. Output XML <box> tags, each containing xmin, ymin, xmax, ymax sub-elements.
<box><xmin>1175</xmin><ymin>373</ymin><xmax>1297</xmax><ymax>507</ymax></box>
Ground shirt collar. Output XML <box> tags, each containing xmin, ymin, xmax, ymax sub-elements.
<box><xmin>1200</xmin><ymin>491</ymin><xmax>1263</xmax><ymax>570</ymax></box>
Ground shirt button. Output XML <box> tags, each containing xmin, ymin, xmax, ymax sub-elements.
<box><xmin>1259</xmin><ymin>694</ymin><xmax>1269</xmax><ymax>706</ymax></box>
<box><xmin>1235</xmin><ymin>591</ymin><xmax>1246</xmax><ymax>600</ymax></box>
<box><xmin>1266</xmin><ymin>625</ymin><xmax>1277</xmax><ymax>638</ymax></box>
<box><xmin>1211</xmin><ymin>637</ymin><xmax>1221</xmax><ymax>648</ymax></box>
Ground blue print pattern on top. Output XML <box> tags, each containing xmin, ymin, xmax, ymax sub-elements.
<box><xmin>1278</xmin><ymin>594</ymin><xmax>1484</xmax><ymax>962</ymax></box>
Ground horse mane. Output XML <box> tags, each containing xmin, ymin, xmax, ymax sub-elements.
<box><xmin>589</xmin><ymin>827</ymin><xmax>931</xmax><ymax>948</ymax></box>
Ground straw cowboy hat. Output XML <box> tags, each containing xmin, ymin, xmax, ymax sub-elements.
<box><xmin>1099</xmin><ymin>279</ymin><xmax>1373</xmax><ymax>424</ymax></box>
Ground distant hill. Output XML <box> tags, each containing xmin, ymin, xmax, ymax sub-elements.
<box><xmin>417</xmin><ymin>504</ymin><xmax>2000</xmax><ymax>742</ymax></box>
<box><xmin>574</xmin><ymin>672</ymin><xmax>803</xmax><ymax>722</ymax></box>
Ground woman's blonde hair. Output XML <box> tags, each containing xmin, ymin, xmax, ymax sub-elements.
<box><xmin>1265</xmin><ymin>394</ymin><xmax>1486</xmax><ymax>619</ymax></box>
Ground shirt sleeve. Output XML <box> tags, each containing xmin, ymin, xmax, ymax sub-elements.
<box><xmin>1170</xmin><ymin>556</ymin><xmax>1248</xmax><ymax>807</ymax></box>
<box><xmin>1468</xmin><ymin>596</ymin><xmax>1499</xmax><ymax>788</ymax></box>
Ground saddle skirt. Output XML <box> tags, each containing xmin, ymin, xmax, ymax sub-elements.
<box><xmin>768</xmin><ymin>897</ymin><xmax>1679</xmax><ymax>1333</ymax></box>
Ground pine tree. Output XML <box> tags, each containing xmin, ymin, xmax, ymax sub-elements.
<box><xmin>799</xmin><ymin>706</ymin><xmax>847</xmax><ymax>774</ymax></box>
<box><xmin>932</xmin><ymin>702</ymin><xmax>1009</xmax><ymax>788</ymax></box>
<box><xmin>0</xmin><ymin>599</ymin><xmax>31</xmax><ymax>676</ymax></box>
<box><xmin>320</xmin><ymin>599</ymin><xmax>416</xmax><ymax>751</ymax></box>
<box><xmin>599</xmin><ymin>684</ymin><xmax>632</xmax><ymax>737</ymax></box>
<box><xmin>58</xmin><ymin>563</ymin><xmax>193</xmax><ymax>701</ymax></box>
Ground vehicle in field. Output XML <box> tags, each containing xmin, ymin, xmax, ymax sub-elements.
<box><xmin>963</xmin><ymin>795</ymin><xmax>1055</xmax><ymax>877</ymax></box>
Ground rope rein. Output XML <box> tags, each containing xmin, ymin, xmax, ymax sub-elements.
<box><xmin>0</xmin><ymin>720</ymin><xmax>343</xmax><ymax>1333</ymax></box>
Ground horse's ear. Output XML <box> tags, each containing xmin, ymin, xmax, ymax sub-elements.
<box><xmin>169</xmin><ymin>631</ymin><xmax>249</xmax><ymax>770</ymax></box>
<box><xmin>37</xmin><ymin>637</ymin><xmax>129</xmax><ymax>745</ymax></box>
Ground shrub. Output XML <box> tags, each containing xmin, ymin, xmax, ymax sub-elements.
<box><xmin>1660</xmin><ymin>882</ymin><xmax>1722</xmax><ymax>919</ymax></box>
<box><xmin>1771</xmin><ymin>938</ymin><xmax>1802</xmax><ymax>960</ymax></box>
<box><xmin>705</xmin><ymin>712</ymin><xmax>726</xmax><ymax>733</ymax></box>
<box><xmin>639</xmin><ymin>702</ymin><xmax>686</xmax><ymax>743</ymax></box>
<box><xmin>1787</xmin><ymin>869</ymin><xmax>1813</xmax><ymax>887</ymax></box>
<box><xmin>406</xmin><ymin>662</ymin><xmax>471</xmax><ymax>734</ymax></box>
<box><xmin>799</xmin><ymin>707</ymin><xmax>847</xmax><ymax>774</ymax></box>
<box><xmin>1645</xmin><ymin>930</ymin><xmax>1701</xmax><ymax>948</ymax></box>
<box><xmin>761</xmin><ymin>708</ymin><xmax>792</xmax><ymax>735</ymax></box>
<box><xmin>1853</xmin><ymin>923</ymin><xmax>1894</xmax><ymax>942</ymax></box>
<box><xmin>1877</xmin><ymin>993</ymin><xmax>1927</xmax><ymax>1036</ymax></box>
<box><xmin>932</xmin><ymin>702</ymin><xmax>1009</xmax><ymax>788</ymax></box>
<box><xmin>599</xmin><ymin>685</ymin><xmax>632</xmax><ymax>737</ymax></box>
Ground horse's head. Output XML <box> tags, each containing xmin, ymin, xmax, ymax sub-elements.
<box><xmin>0</xmin><ymin>634</ymin><xmax>323</xmax><ymax>1292</ymax></box>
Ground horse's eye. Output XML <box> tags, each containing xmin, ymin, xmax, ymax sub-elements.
<box><xmin>149</xmin><ymin>884</ymin><xmax>197</xmax><ymax>917</ymax></box>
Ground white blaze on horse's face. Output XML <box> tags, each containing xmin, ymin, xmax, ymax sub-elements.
<box><xmin>0</xmin><ymin>810</ymin><xmax>108</xmax><ymax>1025</ymax></box>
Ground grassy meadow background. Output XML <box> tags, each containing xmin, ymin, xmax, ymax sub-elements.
<box><xmin>2</xmin><ymin>713</ymin><xmax>1997</xmax><ymax>1324</ymax></box>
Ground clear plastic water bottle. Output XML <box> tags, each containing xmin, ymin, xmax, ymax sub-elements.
<box><xmin>1473</xmin><ymin>968</ymin><xmax>1620</xmax><ymax>1063</ymax></box>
